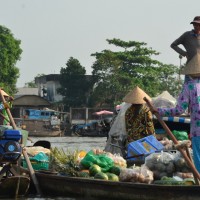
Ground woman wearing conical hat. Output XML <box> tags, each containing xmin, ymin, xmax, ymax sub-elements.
<box><xmin>123</xmin><ymin>86</ymin><xmax>155</xmax><ymax>143</ymax></box>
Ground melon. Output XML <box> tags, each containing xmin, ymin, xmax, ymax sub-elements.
<box><xmin>183</xmin><ymin>178</ymin><xmax>195</xmax><ymax>186</ymax></box>
<box><xmin>106</xmin><ymin>172</ymin><xmax>119</xmax><ymax>181</ymax></box>
<box><xmin>94</xmin><ymin>172</ymin><xmax>108</xmax><ymax>180</ymax></box>
<box><xmin>110</xmin><ymin>166</ymin><xmax>121</xmax><ymax>176</ymax></box>
<box><xmin>78</xmin><ymin>171</ymin><xmax>90</xmax><ymax>178</ymax></box>
<box><xmin>89</xmin><ymin>164</ymin><xmax>101</xmax><ymax>176</ymax></box>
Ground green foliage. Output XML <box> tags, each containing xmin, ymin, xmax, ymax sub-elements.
<box><xmin>57</xmin><ymin>57</ymin><xmax>95</xmax><ymax>110</ymax></box>
<box><xmin>24</xmin><ymin>80</ymin><xmax>37</xmax><ymax>88</ymax></box>
<box><xmin>90</xmin><ymin>38</ymin><xmax>182</xmax><ymax>106</ymax></box>
<box><xmin>24</xmin><ymin>74</ymin><xmax>45</xmax><ymax>88</ymax></box>
<box><xmin>94</xmin><ymin>172</ymin><xmax>109</xmax><ymax>180</ymax></box>
<box><xmin>0</xmin><ymin>25</ymin><xmax>22</xmax><ymax>94</ymax></box>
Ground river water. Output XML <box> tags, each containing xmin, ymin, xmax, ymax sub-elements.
<box><xmin>27</xmin><ymin>136</ymin><xmax>107</xmax><ymax>152</ymax></box>
<box><xmin>24</xmin><ymin>136</ymin><xmax>108</xmax><ymax>200</ymax></box>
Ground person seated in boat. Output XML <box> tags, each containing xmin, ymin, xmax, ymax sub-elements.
<box><xmin>123</xmin><ymin>86</ymin><xmax>156</xmax><ymax>144</ymax></box>
<box><xmin>104</xmin><ymin>86</ymin><xmax>155</xmax><ymax>156</ymax></box>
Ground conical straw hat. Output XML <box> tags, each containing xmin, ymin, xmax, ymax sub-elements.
<box><xmin>0</xmin><ymin>89</ymin><xmax>9</xmax><ymax>97</ymax></box>
<box><xmin>181</xmin><ymin>51</ymin><xmax>200</xmax><ymax>76</ymax></box>
<box><xmin>123</xmin><ymin>86</ymin><xmax>151</xmax><ymax>104</ymax></box>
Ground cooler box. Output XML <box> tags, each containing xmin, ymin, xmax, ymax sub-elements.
<box><xmin>127</xmin><ymin>135</ymin><xmax>164</xmax><ymax>161</ymax></box>
<box><xmin>3</xmin><ymin>130</ymin><xmax>22</xmax><ymax>141</ymax></box>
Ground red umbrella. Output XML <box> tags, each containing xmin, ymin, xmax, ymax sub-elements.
<box><xmin>93</xmin><ymin>110</ymin><xmax>114</xmax><ymax>115</ymax></box>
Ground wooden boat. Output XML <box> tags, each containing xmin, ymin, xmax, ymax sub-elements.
<box><xmin>14</xmin><ymin>118</ymin><xmax>62</xmax><ymax>137</ymax></box>
<box><xmin>71</xmin><ymin>119</ymin><xmax>111</xmax><ymax>137</ymax></box>
<box><xmin>27</xmin><ymin>171</ymin><xmax>199</xmax><ymax>200</ymax></box>
<box><xmin>14</xmin><ymin>108</ymin><xmax>62</xmax><ymax>137</ymax></box>
<box><xmin>0</xmin><ymin>176</ymin><xmax>30</xmax><ymax>198</ymax></box>
<box><xmin>154</xmin><ymin>116</ymin><xmax>190</xmax><ymax>139</ymax></box>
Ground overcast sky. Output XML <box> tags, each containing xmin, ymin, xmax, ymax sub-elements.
<box><xmin>0</xmin><ymin>0</ymin><xmax>199</xmax><ymax>87</ymax></box>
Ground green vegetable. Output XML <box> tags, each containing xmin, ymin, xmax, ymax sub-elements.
<box><xmin>161</xmin><ymin>176</ymin><xmax>169</xmax><ymax>180</ymax></box>
<box><xmin>89</xmin><ymin>164</ymin><xmax>101</xmax><ymax>176</ymax></box>
<box><xmin>171</xmin><ymin>130</ymin><xmax>188</xmax><ymax>141</ymax></box>
<box><xmin>106</xmin><ymin>172</ymin><xmax>119</xmax><ymax>181</ymax></box>
<box><xmin>94</xmin><ymin>172</ymin><xmax>108</xmax><ymax>180</ymax></box>
<box><xmin>154</xmin><ymin>179</ymin><xmax>185</xmax><ymax>185</ymax></box>
<box><xmin>183</xmin><ymin>178</ymin><xmax>195</xmax><ymax>185</ymax></box>
<box><xmin>78</xmin><ymin>171</ymin><xmax>90</xmax><ymax>178</ymax></box>
<box><xmin>110</xmin><ymin>166</ymin><xmax>121</xmax><ymax>176</ymax></box>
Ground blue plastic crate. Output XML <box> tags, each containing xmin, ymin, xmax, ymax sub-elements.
<box><xmin>127</xmin><ymin>135</ymin><xmax>164</xmax><ymax>161</ymax></box>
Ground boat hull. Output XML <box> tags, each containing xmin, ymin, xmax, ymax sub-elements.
<box><xmin>15</xmin><ymin>118</ymin><xmax>62</xmax><ymax>137</ymax></box>
<box><xmin>0</xmin><ymin>176</ymin><xmax>30</xmax><ymax>198</ymax></box>
<box><xmin>35</xmin><ymin>172</ymin><xmax>200</xmax><ymax>200</ymax></box>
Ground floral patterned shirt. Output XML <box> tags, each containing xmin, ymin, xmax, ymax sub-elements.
<box><xmin>125</xmin><ymin>104</ymin><xmax>155</xmax><ymax>143</ymax></box>
<box><xmin>158</xmin><ymin>78</ymin><xmax>200</xmax><ymax>138</ymax></box>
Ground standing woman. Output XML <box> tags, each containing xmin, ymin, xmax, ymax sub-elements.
<box><xmin>171</xmin><ymin>16</ymin><xmax>200</xmax><ymax>82</ymax></box>
<box><xmin>123</xmin><ymin>86</ymin><xmax>156</xmax><ymax>143</ymax></box>
<box><xmin>150</xmin><ymin>54</ymin><xmax>200</xmax><ymax>173</ymax></box>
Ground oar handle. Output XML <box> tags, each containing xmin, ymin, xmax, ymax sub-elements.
<box><xmin>144</xmin><ymin>97</ymin><xmax>178</xmax><ymax>144</ymax></box>
<box><xmin>23</xmin><ymin>148</ymin><xmax>42</xmax><ymax>194</ymax></box>
<box><xmin>143</xmin><ymin>97</ymin><xmax>200</xmax><ymax>182</ymax></box>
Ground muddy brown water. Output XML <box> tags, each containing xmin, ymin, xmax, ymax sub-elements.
<box><xmin>28</xmin><ymin>136</ymin><xmax>107</xmax><ymax>152</ymax></box>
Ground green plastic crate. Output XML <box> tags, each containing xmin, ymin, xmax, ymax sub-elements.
<box><xmin>22</xmin><ymin>159</ymin><xmax>49</xmax><ymax>170</ymax></box>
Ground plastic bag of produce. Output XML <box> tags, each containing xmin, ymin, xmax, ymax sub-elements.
<box><xmin>173</xmin><ymin>151</ymin><xmax>191</xmax><ymax>173</ymax></box>
<box><xmin>145</xmin><ymin>152</ymin><xmax>175</xmax><ymax>180</ymax></box>
<box><xmin>171</xmin><ymin>130</ymin><xmax>188</xmax><ymax>141</ymax></box>
<box><xmin>81</xmin><ymin>150</ymin><xmax>114</xmax><ymax>172</ymax></box>
<box><xmin>26</xmin><ymin>146</ymin><xmax>51</xmax><ymax>156</ymax></box>
<box><xmin>106</xmin><ymin>152</ymin><xmax>127</xmax><ymax>168</ymax></box>
<box><xmin>119</xmin><ymin>165</ymin><xmax>153</xmax><ymax>183</ymax></box>
<box><xmin>160</xmin><ymin>137</ymin><xmax>174</xmax><ymax>150</ymax></box>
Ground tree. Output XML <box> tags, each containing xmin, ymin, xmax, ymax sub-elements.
<box><xmin>57</xmin><ymin>57</ymin><xmax>94</xmax><ymax>110</ymax></box>
<box><xmin>0</xmin><ymin>25</ymin><xmax>22</xmax><ymax>94</ymax></box>
<box><xmin>90</xmin><ymin>38</ymin><xmax>182</xmax><ymax>106</ymax></box>
<box><xmin>24</xmin><ymin>81</ymin><xmax>37</xmax><ymax>88</ymax></box>
<box><xmin>25</xmin><ymin>74</ymin><xmax>45</xmax><ymax>88</ymax></box>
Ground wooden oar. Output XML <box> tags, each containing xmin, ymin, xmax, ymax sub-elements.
<box><xmin>185</xmin><ymin>147</ymin><xmax>200</xmax><ymax>185</ymax></box>
<box><xmin>144</xmin><ymin>97</ymin><xmax>200</xmax><ymax>183</ymax></box>
<box><xmin>0</xmin><ymin>88</ymin><xmax>42</xmax><ymax>195</ymax></box>
<box><xmin>0</xmin><ymin>112</ymin><xmax>34</xmax><ymax>143</ymax></box>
